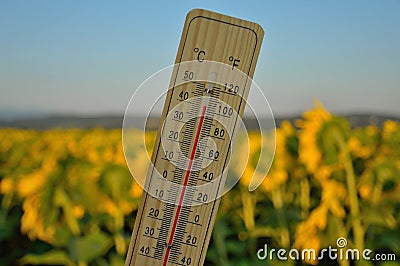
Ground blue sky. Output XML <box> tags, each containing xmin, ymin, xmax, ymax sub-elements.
<box><xmin>0</xmin><ymin>0</ymin><xmax>399</xmax><ymax>116</ymax></box>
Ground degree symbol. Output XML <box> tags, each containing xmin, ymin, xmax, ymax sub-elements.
<box><xmin>228</xmin><ymin>56</ymin><xmax>240</xmax><ymax>69</ymax></box>
<box><xmin>194</xmin><ymin>47</ymin><xmax>206</xmax><ymax>62</ymax></box>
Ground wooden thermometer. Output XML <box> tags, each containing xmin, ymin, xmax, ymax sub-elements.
<box><xmin>125</xmin><ymin>9</ymin><xmax>264</xmax><ymax>266</ymax></box>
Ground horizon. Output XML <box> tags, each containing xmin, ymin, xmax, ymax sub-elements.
<box><xmin>1</xmin><ymin>108</ymin><xmax>400</xmax><ymax>120</ymax></box>
<box><xmin>1</xmin><ymin>111</ymin><xmax>398</xmax><ymax>131</ymax></box>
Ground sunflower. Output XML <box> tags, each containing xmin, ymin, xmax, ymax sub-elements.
<box><xmin>297</xmin><ymin>101</ymin><xmax>331</xmax><ymax>174</ymax></box>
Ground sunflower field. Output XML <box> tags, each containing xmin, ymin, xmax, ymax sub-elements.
<box><xmin>0</xmin><ymin>103</ymin><xmax>399</xmax><ymax>265</ymax></box>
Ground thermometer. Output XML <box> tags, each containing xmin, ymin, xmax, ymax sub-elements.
<box><xmin>125</xmin><ymin>9</ymin><xmax>264</xmax><ymax>266</ymax></box>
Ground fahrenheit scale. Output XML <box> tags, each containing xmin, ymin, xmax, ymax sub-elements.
<box><xmin>125</xmin><ymin>9</ymin><xmax>264</xmax><ymax>266</ymax></box>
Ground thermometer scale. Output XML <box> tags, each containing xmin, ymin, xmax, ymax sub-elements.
<box><xmin>125</xmin><ymin>9</ymin><xmax>264</xmax><ymax>266</ymax></box>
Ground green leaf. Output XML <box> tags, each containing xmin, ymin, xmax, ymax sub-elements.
<box><xmin>110</xmin><ymin>254</ymin><xmax>125</xmax><ymax>266</ymax></box>
<box><xmin>54</xmin><ymin>188</ymin><xmax>80</xmax><ymax>235</ymax></box>
<box><xmin>99</xmin><ymin>164</ymin><xmax>132</xmax><ymax>201</ymax></box>
<box><xmin>285</xmin><ymin>134</ymin><xmax>298</xmax><ymax>157</ymax></box>
<box><xmin>0</xmin><ymin>208</ymin><xmax>19</xmax><ymax>240</ymax></box>
<box><xmin>379</xmin><ymin>262</ymin><xmax>400</xmax><ymax>266</ymax></box>
<box><xmin>359</xmin><ymin>207</ymin><xmax>396</xmax><ymax>228</ymax></box>
<box><xmin>54</xmin><ymin>225</ymin><xmax>72</xmax><ymax>248</ymax></box>
<box><xmin>318</xmin><ymin>116</ymin><xmax>350</xmax><ymax>165</ymax></box>
<box><xmin>19</xmin><ymin>250</ymin><xmax>73</xmax><ymax>265</ymax></box>
<box><xmin>68</xmin><ymin>231</ymin><xmax>112</xmax><ymax>263</ymax></box>
<box><xmin>375</xmin><ymin>233</ymin><xmax>400</xmax><ymax>252</ymax></box>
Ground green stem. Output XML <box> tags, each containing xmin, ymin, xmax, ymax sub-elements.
<box><xmin>333</xmin><ymin>131</ymin><xmax>364</xmax><ymax>251</ymax></box>
<box><xmin>271</xmin><ymin>188</ymin><xmax>290</xmax><ymax>247</ymax></box>
<box><xmin>1</xmin><ymin>193</ymin><xmax>12</xmax><ymax>210</ymax></box>
<box><xmin>371</xmin><ymin>180</ymin><xmax>383</xmax><ymax>205</ymax></box>
<box><xmin>241</xmin><ymin>188</ymin><xmax>255</xmax><ymax>231</ymax></box>
<box><xmin>338</xmin><ymin>256</ymin><xmax>350</xmax><ymax>266</ymax></box>
<box><xmin>333</xmin><ymin>216</ymin><xmax>350</xmax><ymax>266</ymax></box>
<box><xmin>366</xmin><ymin>175</ymin><xmax>383</xmax><ymax>249</ymax></box>
<box><xmin>300</xmin><ymin>178</ymin><xmax>310</xmax><ymax>219</ymax></box>
<box><xmin>212</xmin><ymin>219</ymin><xmax>229</xmax><ymax>266</ymax></box>
<box><xmin>0</xmin><ymin>193</ymin><xmax>12</xmax><ymax>227</ymax></box>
